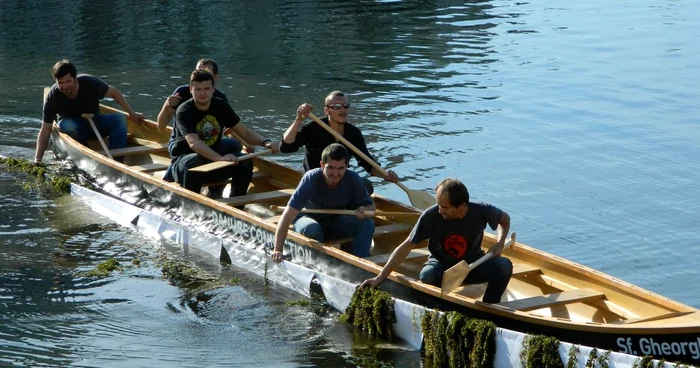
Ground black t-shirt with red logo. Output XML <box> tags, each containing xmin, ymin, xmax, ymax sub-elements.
<box><xmin>409</xmin><ymin>203</ymin><xmax>503</xmax><ymax>267</ymax></box>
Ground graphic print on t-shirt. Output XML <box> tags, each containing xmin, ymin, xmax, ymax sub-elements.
<box><xmin>196</xmin><ymin>114</ymin><xmax>221</xmax><ymax>146</ymax></box>
<box><xmin>443</xmin><ymin>233</ymin><xmax>468</xmax><ymax>259</ymax></box>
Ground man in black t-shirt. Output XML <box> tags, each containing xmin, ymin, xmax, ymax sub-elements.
<box><xmin>35</xmin><ymin>59</ymin><xmax>145</xmax><ymax>163</ymax></box>
<box><xmin>361</xmin><ymin>179</ymin><xmax>513</xmax><ymax>303</ymax></box>
<box><xmin>170</xmin><ymin>69</ymin><xmax>278</xmax><ymax>199</ymax></box>
<box><xmin>280</xmin><ymin>91</ymin><xmax>398</xmax><ymax>194</ymax></box>
<box><xmin>157</xmin><ymin>59</ymin><xmax>267</xmax><ymax>183</ymax></box>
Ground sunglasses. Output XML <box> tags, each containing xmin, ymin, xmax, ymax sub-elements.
<box><xmin>326</xmin><ymin>103</ymin><xmax>351</xmax><ymax>110</ymax></box>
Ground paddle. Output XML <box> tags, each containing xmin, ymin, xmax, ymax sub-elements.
<box><xmin>188</xmin><ymin>149</ymin><xmax>272</xmax><ymax>173</ymax></box>
<box><xmin>81</xmin><ymin>113</ymin><xmax>113</xmax><ymax>160</ymax></box>
<box><xmin>440</xmin><ymin>232</ymin><xmax>517</xmax><ymax>298</ymax></box>
<box><xmin>306</xmin><ymin>112</ymin><xmax>435</xmax><ymax>210</ymax></box>
<box><xmin>269</xmin><ymin>205</ymin><xmax>420</xmax><ymax>217</ymax></box>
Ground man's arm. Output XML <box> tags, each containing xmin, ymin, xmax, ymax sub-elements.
<box><xmin>156</xmin><ymin>93</ymin><xmax>181</xmax><ymax>131</ymax></box>
<box><xmin>184</xmin><ymin>133</ymin><xmax>238</xmax><ymax>163</ymax></box>
<box><xmin>361</xmin><ymin>237</ymin><xmax>414</xmax><ymax>287</ymax></box>
<box><xmin>34</xmin><ymin>123</ymin><xmax>53</xmax><ymax>163</ymax></box>
<box><xmin>283</xmin><ymin>103</ymin><xmax>312</xmax><ymax>144</ymax></box>
<box><xmin>231</xmin><ymin>122</ymin><xmax>279</xmax><ymax>153</ymax></box>
<box><xmin>271</xmin><ymin>206</ymin><xmax>300</xmax><ymax>263</ymax></box>
<box><xmin>105</xmin><ymin>86</ymin><xmax>145</xmax><ymax>124</ymax></box>
<box><xmin>488</xmin><ymin>211</ymin><xmax>511</xmax><ymax>257</ymax></box>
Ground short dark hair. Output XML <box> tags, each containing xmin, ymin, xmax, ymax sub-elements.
<box><xmin>436</xmin><ymin>178</ymin><xmax>469</xmax><ymax>207</ymax></box>
<box><xmin>321</xmin><ymin>143</ymin><xmax>349</xmax><ymax>165</ymax></box>
<box><xmin>324</xmin><ymin>91</ymin><xmax>346</xmax><ymax>105</ymax></box>
<box><xmin>52</xmin><ymin>59</ymin><xmax>77</xmax><ymax>80</ymax></box>
<box><xmin>190</xmin><ymin>69</ymin><xmax>215</xmax><ymax>86</ymax></box>
<box><xmin>197</xmin><ymin>58</ymin><xmax>219</xmax><ymax>75</ymax></box>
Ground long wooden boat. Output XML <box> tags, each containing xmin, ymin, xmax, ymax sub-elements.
<box><xmin>48</xmin><ymin>100</ymin><xmax>700</xmax><ymax>365</ymax></box>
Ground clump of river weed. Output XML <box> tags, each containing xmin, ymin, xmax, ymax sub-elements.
<box><xmin>0</xmin><ymin>156</ymin><xmax>95</xmax><ymax>196</ymax></box>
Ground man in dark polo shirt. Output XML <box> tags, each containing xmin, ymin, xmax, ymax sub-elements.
<box><xmin>35</xmin><ymin>59</ymin><xmax>145</xmax><ymax>163</ymax></box>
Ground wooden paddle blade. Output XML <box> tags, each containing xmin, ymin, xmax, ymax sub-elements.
<box><xmin>440</xmin><ymin>260</ymin><xmax>470</xmax><ymax>298</ymax></box>
<box><xmin>406</xmin><ymin>189</ymin><xmax>435</xmax><ymax>210</ymax></box>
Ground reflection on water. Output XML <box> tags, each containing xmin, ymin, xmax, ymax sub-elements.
<box><xmin>1</xmin><ymin>0</ymin><xmax>700</xmax><ymax>366</ymax></box>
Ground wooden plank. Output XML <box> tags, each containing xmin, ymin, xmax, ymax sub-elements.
<box><xmin>216</xmin><ymin>188</ymin><xmax>295</xmax><ymax>207</ymax></box>
<box><xmin>365</xmin><ymin>247</ymin><xmax>430</xmax><ymax>265</ymax></box>
<box><xmin>495</xmin><ymin>289</ymin><xmax>605</xmax><ymax>312</ymax></box>
<box><xmin>131</xmin><ymin>163</ymin><xmax>168</xmax><ymax>173</ymax></box>
<box><xmin>265</xmin><ymin>215</ymin><xmax>283</xmax><ymax>224</ymax></box>
<box><xmin>101</xmin><ymin>142</ymin><xmax>168</xmax><ymax>157</ymax></box>
<box><xmin>611</xmin><ymin>311</ymin><xmax>694</xmax><ymax>325</ymax></box>
<box><xmin>201</xmin><ymin>171</ymin><xmax>269</xmax><ymax>188</ymax></box>
<box><xmin>512</xmin><ymin>263</ymin><xmax>542</xmax><ymax>278</ymax></box>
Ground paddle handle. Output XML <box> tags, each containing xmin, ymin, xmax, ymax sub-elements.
<box><xmin>469</xmin><ymin>232</ymin><xmax>517</xmax><ymax>270</ymax></box>
<box><xmin>269</xmin><ymin>205</ymin><xmax>419</xmax><ymax>217</ymax></box>
<box><xmin>81</xmin><ymin>113</ymin><xmax>113</xmax><ymax>160</ymax></box>
<box><xmin>307</xmin><ymin>112</ymin><xmax>388</xmax><ymax>177</ymax></box>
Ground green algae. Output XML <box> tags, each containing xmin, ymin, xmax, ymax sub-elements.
<box><xmin>340</xmin><ymin>287</ymin><xmax>395</xmax><ymax>340</ymax></box>
<box><xmin>421</xmin><ymin>310</ymin><xmax>496</xmax><ymax>368</ymax></box>
<box><xmin>80</xmin><ymin>258</ymin><xmax>122</xmax><ymax>278</ymax></box>
<box><xmin>520</xmin><ymin>334</ymin><xmax>564</xmax><ymax>368</ymax></box>
<box><xmin>286</xmin><ymin>299</ymin><xmax>310</xmax><ymax>307</ymax></box>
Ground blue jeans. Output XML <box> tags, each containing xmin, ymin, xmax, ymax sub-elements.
<box><xmin>170</xmin><ymin>138</ymin><xmax>252</xmax><ymax>199</ymax></box>
<box><xmin>58</xmin><ymin>113</ymin><xmax>127</xmax><ymax>150</ymax></box>
<box><xmin>293</xmin><ymin>214</ymin><xmax>375</xmax><ymax>257</ymax></box>
<box><xmin>419</xmin><ymin>256</ymin><xmax>513</xmax><ymax>303</ymax></box>
<box><xmin>164</xmin><ymin>138</ymin><xmax>242</xmax><ymax>183</ymax></box>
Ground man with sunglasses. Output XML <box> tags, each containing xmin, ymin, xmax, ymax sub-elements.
<box><xmin>280</xmin><ymin>91</ymin><xmax>398</xmax><ymax>194</ymax></box>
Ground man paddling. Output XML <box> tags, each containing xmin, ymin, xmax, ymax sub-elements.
<box><xmin>280</xmin><ymin>91</ymin><xmax>398</xmax><ymax>194</ymax></box>
<box><xmin>361</xmin><ymin>179</ymin><xmax>513</xmax><ymax>303</ymax></box>
<box><xmin>35</xmin><ymin>59</ymin><xmax>145</xmax><ymax>163</ymax></box>
<box><xmin>157</xmin><ymin>59</ymin><xmax>279</xmax><ymax>182</ymax></box>
<box><xmin>271</xmin><ymin>144</ymin><xmax>375</xmax><ymax>262</ymax></box>
<box><xmin>170</xmin><ymin>69</ymin><xmax>275</xmax><ymax>199</ymax></box>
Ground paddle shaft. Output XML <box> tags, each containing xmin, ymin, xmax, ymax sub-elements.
<box><xmin>469</xmin><ymin>233</ymin><xmax>517</xmax><ymax>271</ymax></box>
<box><xmin>306</xmin><ymin>113</ymin><xmax>397</xmax><ymax>183</ymax></box>
<box><xmin>269</xmin><ymin>205</ymin><xmax>419</xmax><ymax>217</ymax></box>
<box><xmin>188</xmin><ymin>149</ymin><xmax>272</xmax><ymax>173</ymax></box>
<box><xmin>81</xmin><ymin>113</ymin><xmax>113</xmax><ymax>160</ymax></box>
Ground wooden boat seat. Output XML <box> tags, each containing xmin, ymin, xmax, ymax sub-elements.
<box><xmin>132</xmin><ymin>162</ymin><xmax>168</xmax><ymax>173</ymax></box>
<box><xmin>100</xmin><ymin>142</ymin><xmax>168</xmax><ymax>157</ymax></box>
<box><xmin>216</xmin><ymin>188</ymin><xmax>295</xmax><ymax>207</ymax></box>
<box><xmin>326</xmin><ymin>223</ymin><xmax>414</xmax><ymax>248</ymax></box>
<box><xmin>512</xmin><ymin>263</ymin><xmax>542</xmax><ymax>278</ymax></box>
<box><xmin>365</xmin><ymin>247</ymin><xmax>430</xmax><ymax>265</ymax></box>
<box><xmin>495</xmin><ymin>288</ymin><xmax>605</xmax><ymax>312</ymax></box>
<box><xmin>201</xmin><ymin>171</ymin><xmax>270</xmax><ymax>188</ymax></box>
<box><xmin>611</xmin><ymin>311</ymin><xmax>694</xmax><ymax>325</ymax></box>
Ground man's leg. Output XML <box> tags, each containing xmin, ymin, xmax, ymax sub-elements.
<box><xmin>464</xmin><ymin>256</ymin><xmax>513</xmax><ymax>303</ymax></box>
<box><xmin>212</xmin><ymin>138</ymin><xmax>252</xmax><ymax>198</ymax></box>
<box><xmin>292</xmin><ymin>215</ymin><xmax>324</xmax><ymax>242</ymax></box>
<box><xmin>326</xmin><ymin>215</ymin><xmax>375</xmax><ymax>257</ymax></box>
<box><xmin>58</xmin><ymin>118</ymin><xmax>93</xmax><ymax>146</ymax></box>
<box><xmin>92</xmin><ymin>113</ymin><xmax>127</xmax><ymax>150</ymax></box>
<box><xmin>171</xmin><ymin>153</ymin><xmax>207</xmax><ymax>194</ymax></box>
<box><xmin>419</xmin><ymin>260</ymin><xmax>447</xmax><ymax>287</ymax></box>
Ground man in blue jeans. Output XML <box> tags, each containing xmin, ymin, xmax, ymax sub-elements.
<box><xmin>361</xmin><ymin>178</ymin><xmax>512</xmax><ymax>303</ymax></box>
<box><xmin>271</xmin><ymin>143</ymin><xmax>376</xmax><ymax>262</ymax></box>
<box><xmin>35</xmin><ymin>59</ymin><xmax>145</xmax><ymax>163</ymax></box>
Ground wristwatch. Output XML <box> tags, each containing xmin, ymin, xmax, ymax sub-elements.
<box><xmin>261</xmin><ymin>138</ymin><xmax>272</xmax><ymax>147</ymax></box>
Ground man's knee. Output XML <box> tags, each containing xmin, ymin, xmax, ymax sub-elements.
<box><xmin>419</xmin><ymin>265</ymin><xmax>442</xmax><ymax>287</ymax></box>
<box><xmin>495</xmin><ymin>257</ymin><xmax>514</xmax><ymax>279</ymax></box>
<box><xmin>58</xmin><ymin>118</ymin><xmax>81</xmax><ymax>136</ymax></box>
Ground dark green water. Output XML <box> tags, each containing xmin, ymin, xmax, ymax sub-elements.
<box><xmin>1</xmin><ymin>0</ymin><xmax>699</xmax><ymax>366</ymax></box>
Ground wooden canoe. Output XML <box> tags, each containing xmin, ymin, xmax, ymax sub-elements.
<box><xmin>47</xmin><ymin>99</ymin><xmax>700</xmax><ymax>365</ymax></box>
